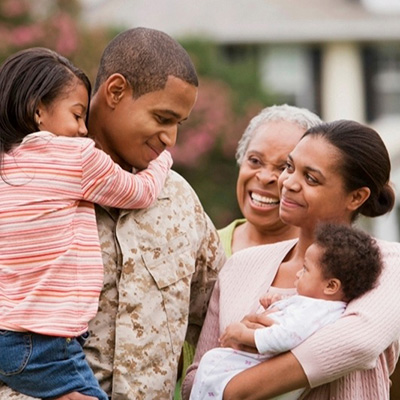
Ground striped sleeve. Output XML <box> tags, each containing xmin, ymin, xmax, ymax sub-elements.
<box><xmin>80</xmin><ymin>141</ymin><xmax>173</xmax><ymax>209</ymax></box>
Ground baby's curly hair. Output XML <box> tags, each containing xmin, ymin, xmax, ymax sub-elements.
<box><xmin>314</xmin><ymin>223</ymin><xmax>383</xmax><ymax>302</ymax></box>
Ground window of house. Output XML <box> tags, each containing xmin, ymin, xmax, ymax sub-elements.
<box><xmin>364</xmin><ymin>44</ymin><xmax>400</xmax><ymax>121</ymax></box>
<box><xmin>220</xmin><ymin>43</ymin><xmax>321</xmax><ymax>115</ymax></box>
<box><xmin>259</xmin><ymin>45</ymin><xmax>320</xmax><ymax>113</ymax></box>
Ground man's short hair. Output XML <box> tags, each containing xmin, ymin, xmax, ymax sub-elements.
<box><xmin>93</xmin><ymin>27</ymin><xmax>198</xmax><ymax>97</ymax></box>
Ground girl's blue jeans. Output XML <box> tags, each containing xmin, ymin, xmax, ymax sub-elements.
<box><xmin>0</xmin><ymin>329</ymin><xmax>108</xmax><ymax>400</ymax></box>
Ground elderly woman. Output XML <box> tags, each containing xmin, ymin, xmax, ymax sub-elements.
<box><xmin>218</xmin><ymin>104</ymin><xmax>322</xmax><ymax>256</ymax></box>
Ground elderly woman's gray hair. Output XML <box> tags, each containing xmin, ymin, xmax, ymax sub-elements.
<box><xmin>235</xmin><ymin>104</ymin><xmax>322</xmax><ymax>165</ymax></box>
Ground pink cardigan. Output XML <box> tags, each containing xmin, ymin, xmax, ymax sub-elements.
<box><xmin>182</xmin><ymin>238</ymin><xmax>400</xmax><ymax>399</ymax></box>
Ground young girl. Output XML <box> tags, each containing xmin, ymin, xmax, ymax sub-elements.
<box><xmin>0</xmin><ymin>47</ymin><xmax>173</xmax><ymax>399</ymax></box>
<box><xmin>189</xmin><ymin>223</ymin><xmax>383</xmax><ymax>400</ymax></box>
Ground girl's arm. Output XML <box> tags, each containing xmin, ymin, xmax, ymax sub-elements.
<box><xmin>81</xmin><ymin>140</ymin><xmax>173</xmax><ymax>209</ymax></box>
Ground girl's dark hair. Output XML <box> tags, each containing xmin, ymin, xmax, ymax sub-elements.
<box><xmin>0</xmin><ymin>47</ymin><xmax>91</xmax><ymax>156</ymax></box>
<box><xmin>303</xmin><ymin>120</ymin><xmax>395</xmax><ymax>220</ymax></box>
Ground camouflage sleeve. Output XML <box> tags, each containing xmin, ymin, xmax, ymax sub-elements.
<box><xmin>0</xmin><ymin>385</ymin><xmax>34</xmax><ymax>400</ymax></box>
<box><xmin>185</xmin><ymin>209</ymin><xmax>226</xmax><ymax>348</ymax></box>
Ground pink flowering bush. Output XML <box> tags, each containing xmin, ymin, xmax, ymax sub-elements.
<box><xmin>171</xmin><ymin>77</ymin><xmax>266</xmax><ymax>227</ymax></box>
<box><xmin>171</xmin><ymin>79</ymin><xmax>236</xmax><ymax>166</ymax></box>
<box><xmin>0</xmin><ymin>1</ymin><xmax>270</xmax><ymax>227</ymax></box>
<box><xmin>0</xmin><ymin>0</ymin><xmax>80</xmax><ymax>59</ymax></box>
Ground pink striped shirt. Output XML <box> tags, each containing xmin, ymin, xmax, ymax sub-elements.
<box><xmin>0</xmin><ymin>131</ymin><xmax>172</xmax><ymax>337</ymax></box>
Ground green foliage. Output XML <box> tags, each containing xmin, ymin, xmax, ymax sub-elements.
<box><xmin>0</xmin><ymin>0</ymin><xmax>79</xmax><ymax>59</ymax></box>
<box><xmin>174</xmin><ymin>145</ymin><xmax>241</xmax><ymax>229</ymax></box>
<box><xmin>0</xmin><ymin>0</ymin><xmax>115</xmax><ymax>76</ymax></box>
<box><xmin>0</xmin><ymin>1</ymin><xmax>275</xmax><ymax>228</ymax></box>
<box><xmin>173</xmin><ymin>39</ymin><xmax>276</xmax><ymax>227</ymax></box>
<box><xmin>71</xmin><ymin>26</ymin><xmax>118</xmax><ymax>83</ymax></box>
<box><xmin>181</xmin><ymin>39</ymin><xmax>273</xmax><ymax>113</ymax></box>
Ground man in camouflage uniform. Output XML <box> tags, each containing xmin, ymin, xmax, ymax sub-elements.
<box><xmin>0</xmin><ymin>28</ymin><xmax>225</xmax><ymax>400</ymax></box>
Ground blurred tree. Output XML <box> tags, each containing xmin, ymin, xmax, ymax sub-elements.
<box><xmin>0</xmin><ymin>2</ymin><xmax>277</xmax><ymax>228</ymax></box>
<box><xmin>0</xmin><ymin>0</ymin><xmax>79</xmax><ymax>58</ymax></box>
<box><xmin>0</xmin><ymin>0</ymin><xmax>113</xmax><ymax>82</ymax></box>
<box><xmin>172</xmin><ymin>40</ymin><xmax>277</xmax><ymax>228</ymax></box>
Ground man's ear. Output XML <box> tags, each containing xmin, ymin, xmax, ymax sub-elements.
<box><xmin>324</xmin><ymin>278</ymin><xmax>341</xmax><ymax>296</ymax></box>
<box><xmin>347</xmin><ymin>186</ymin><xmax>371</xmax><ymax>212</ymax></box>
<box><xmin>105</xmin><ymin>73</ymin><xmax>130</xmax><ymax>108</ymax></box>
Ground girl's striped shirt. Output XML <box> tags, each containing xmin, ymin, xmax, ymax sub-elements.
<box><xmin>0</xmin><ymin>131</ymin><xmax>172</xmax><ymax>337</ymax></box>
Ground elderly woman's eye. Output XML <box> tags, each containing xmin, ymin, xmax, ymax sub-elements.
<box><xmin>248</xmin><ymin>156</ymin><xmax>261</xmax><ymax>165</ymax></box>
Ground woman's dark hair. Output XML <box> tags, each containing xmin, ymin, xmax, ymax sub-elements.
<box><xmin>302</xmin><ymin>120</ymin><xmax>395</xmax><ymax>220</ymax></box>
<box><xmin>0</xmin><ymin>47</ymin><xmax>91</xmax><ymax>156</ymax></box>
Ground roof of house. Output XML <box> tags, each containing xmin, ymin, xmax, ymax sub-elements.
<box><xmin>82</xmin><ymin>0</ymin><xmax>400</xmax><ymax>43</ymax></box>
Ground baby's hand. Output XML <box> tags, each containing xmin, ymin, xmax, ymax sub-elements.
<box><xmin>219</xmin><ymin>322</ymin><xmax>246</xmax><ymax>349</ymax></box>
<box><xmin>259</xmin><ymin>293</ymin><xmax>283</xmax><ymax>310</ymax></box>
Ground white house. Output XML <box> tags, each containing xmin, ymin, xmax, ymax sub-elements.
<box><xmin>81</xmin><ymin>0</ymin><xmax>400</xmax><ymax>240</ymax></box>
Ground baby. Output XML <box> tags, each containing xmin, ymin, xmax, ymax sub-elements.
<box><xmin>190</xmin><ymin>222</ymin><xmax>383</xmax><ymax>400</ymax></box>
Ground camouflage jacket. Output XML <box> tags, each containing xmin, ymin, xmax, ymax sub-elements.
<box><xmin>0</xmin><ymin>171</ymin><xmax>226</xmax><ymax>400</ymax></box>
